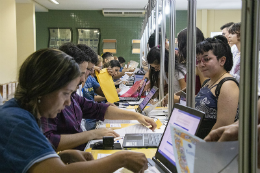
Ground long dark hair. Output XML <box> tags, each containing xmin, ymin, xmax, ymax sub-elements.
<box><xmin>147</xmin><ymin>47</ymin><xmax>185</xmax><ymax>90</ymax></box>
<box><xmin>177</xmin><ymin>27</ymin><xmax>205</xmax><ymax>63</ymax></box>
<box><xmin>15</xmin><ymin>49</ymin><xmax>80</xmax><ymax>120</ymax></box>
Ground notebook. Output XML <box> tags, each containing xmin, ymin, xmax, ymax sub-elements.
<box><xmin>123</xmin><ymin>103</ymin><xmax>205</xmax><ymax>151</ymax></box>
<box><xmin>119</xmin><ymin>77</ymin><xmax>148</xmax><ymax>101</ymax></box>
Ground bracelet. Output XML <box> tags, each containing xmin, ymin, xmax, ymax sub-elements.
<box><xmin>57</xmin><ymin>151</ymin><xmax>61</xmax><ymax>156</ymax></box>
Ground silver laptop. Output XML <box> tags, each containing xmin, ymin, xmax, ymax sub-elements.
<box><xmin>123</xmin><ymin>104</ymin><xmax>205</xmax><ymax>148</ymax></box>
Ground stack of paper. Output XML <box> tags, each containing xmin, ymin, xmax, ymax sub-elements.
<box><xmin>114</xmin><ymin>124</ymin><xmax>164</xmax><ymax>137</ymax></box>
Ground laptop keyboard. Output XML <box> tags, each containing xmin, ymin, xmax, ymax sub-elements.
<box><xmin>144</xmin><ymin>133</ymin><xmax>162</xmax><ymax>146</ymax></box>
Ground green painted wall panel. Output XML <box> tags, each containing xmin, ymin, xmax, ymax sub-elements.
<box><xmin>36</xmin><ymin>10</ymin><xmax>188</xmax><ymax>63</ymax></box>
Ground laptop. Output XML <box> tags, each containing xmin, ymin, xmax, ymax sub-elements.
<box><xmin>123</xmin><ymin>104</ymin><xmax>205</xmax><ymax>150</ymax></box>
<box><xmin>119</xmin><ymin>77</ymin><xmax>148</xmax><ymax>101</ymax></box>
<box><xmin>135</xmin><ymin>86</ymin><xmax>158</xmax><ymax>113</ymax></box>
<box><xmin>148</xmin><ymin>104</ymin><xmax>205</xmax><ymax>173</ymax></box>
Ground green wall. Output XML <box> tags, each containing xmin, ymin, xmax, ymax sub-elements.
<box><xmin>166</xmin><ymin>10</ymin><xmax>188</xmax><ymax>37</ymax></box>
<box><xmin>36</xmin><ymin>10</ymin><xmax>188</xmax><ymax>63</ymax></box>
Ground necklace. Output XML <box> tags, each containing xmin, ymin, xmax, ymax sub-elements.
<box><xmin>207</xmin><ymin>72</ymin><xmax>227</xmax><ymax>89</ymax></box>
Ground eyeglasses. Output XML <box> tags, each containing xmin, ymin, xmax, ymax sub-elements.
<box><xmin>87</xmin><ymin>67</ymin><xmax>94</xmax><ymax>72</ymax></box>
<box><xmin>196</xmin><ymin>57</ymin><xmax>212</xmax><ymax>65</ymax></box>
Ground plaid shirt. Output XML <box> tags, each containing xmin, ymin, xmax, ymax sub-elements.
<box><xmin>41</xmin><ymin>93</ymin><xmax>109</xmax><ymax>151</ymax></box>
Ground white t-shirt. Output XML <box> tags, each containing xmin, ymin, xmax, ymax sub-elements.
<box><xmin>172</xmin><ymin>64</ymin><xmax>186</xmax><ymax>93</ymax></box>
<box><xmin>76</xmin><ymin>84</ymin><xmax>83</xmax><ymax>97</ymax></box>
<box><xmin>231</xmin><ymin>44</ymin><xmax>238</xmax><ymax>56</ymax></box>
<box><xmin>230</xmin><ymin>52</ymin><xmax>240</xmax><ymax>82</ymax></box>
<box><xmin>258</xmin><ymin>51</ymin><xmax>260</xmax><ymax>96</ymax></box>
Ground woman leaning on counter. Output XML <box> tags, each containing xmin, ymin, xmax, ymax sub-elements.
<box><xmin>0</xmin><ymin>49</ymin><xmax>148</xmax><ymax>173</ymax></box>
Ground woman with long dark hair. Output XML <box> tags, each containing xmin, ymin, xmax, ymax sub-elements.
<box><xmin>147</xmin><ymin>46</ymin><xmax>186</xmax><ymax>100</ymax></box>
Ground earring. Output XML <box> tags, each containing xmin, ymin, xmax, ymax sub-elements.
<box><xmin>38</xmin><ymin>99</ymin><xmax>41</xmax><ymax>103</ymax></box>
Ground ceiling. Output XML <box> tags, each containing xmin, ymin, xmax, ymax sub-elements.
<box><xmin>16</xmin><ymin>0</ymin><xmax>242</xmax><ymax>12</ymax></box>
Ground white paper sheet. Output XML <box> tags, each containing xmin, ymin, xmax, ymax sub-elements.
<box><xmin>114</xmin><ymin>124</ymin><xmax>165</xmax><ymax>137</ymax></box>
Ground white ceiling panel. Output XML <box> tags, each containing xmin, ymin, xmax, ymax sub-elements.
<box><xmin>15</xmin><ymin>0</ymin><xmax>242</xmax><ymax>11</ymax></box>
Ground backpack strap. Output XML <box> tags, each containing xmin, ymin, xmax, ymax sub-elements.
<box><xmin>201</xmin><ymin>79</ymin><xmax>210</xmax><ymax>87</ymax></box>
<box><xmin>215</xmin><ymin>77</ymin><xmax>239</xmax><ymax>99</ymax></box>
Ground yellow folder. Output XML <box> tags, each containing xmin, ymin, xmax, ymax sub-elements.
<box><xmin>90</xmin><ymin>148</ymin><xmax>157</xmax><ymax>159</ymax></box>
<box><xmin>95</xmin><ymin>68</ymin><xmax>119</xmax><ymax>103</ymax></box>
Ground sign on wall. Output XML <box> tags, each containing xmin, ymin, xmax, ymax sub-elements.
<box><xmin>77</xmin><ymin>28</ymin><xmax>100</xmax><ymax>54</ymax></box>
<box><xmin>48</xmin><ymin>28</ymin><xmax>72</xmax><ymax>49</ymax></box>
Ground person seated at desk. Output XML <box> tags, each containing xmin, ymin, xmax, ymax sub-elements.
<box><xmin>41</xmin><ymin>48</ymin><xmax>157</xmax><ymax>151</ymax></box>
<box><xmin>102</xmin><ymin>52</ymin><xmax>114</xmax><ymax>64</ymax></box>
<box><xmin>0</xmin><ymin>48</ymin><xmax>148</xmax><ymax>173</ymax></box>
<box><xmin>113</xmin><ymin>56</ymin><xmax>135</xmax><ymax>80</ymax></box>
<box><xmin>103</xmin><ymin>60</ymin><xmax>121</xmax><ymax>79</ymax></box>
<box><xmin>77</xmin><ymin>44</ymin><xmax>108</xmax><ymax>103</ymax></box>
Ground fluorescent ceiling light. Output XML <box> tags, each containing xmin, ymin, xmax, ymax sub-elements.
<box><xmin>158</xmin><ymin>14</ymin><xmax>162</xmax><ymax>25</ymax></box>
<box><xmin>165</xmin><ymin>5</ymin><xmax>170</xmax><ymax>14</ymax></box>
<box><xmin>49</xmin><ymin>0</ymin><xmax>59</xmax><ymax>4</ymax></box>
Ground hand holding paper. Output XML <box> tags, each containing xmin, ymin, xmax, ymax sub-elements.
<box><xmin>95</xmin><ymin>68</ymin><xmax>119</xmax><ymax>103</ymax></box>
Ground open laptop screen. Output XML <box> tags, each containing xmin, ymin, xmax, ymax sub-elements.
<box><xmin>156</xmin><ymin>104</ymin><xmax>203</xmax><ymax>168</ymax></box>
<box><xmin>138</xmin><ymin>86</ymin><xmax>158</xmax><ymax>111</ymax></box>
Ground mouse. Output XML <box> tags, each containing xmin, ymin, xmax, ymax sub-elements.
<box><xmin>93</xmin><ymin>141</ymin><xmax>103</xmax><ymax>149</ymax></box>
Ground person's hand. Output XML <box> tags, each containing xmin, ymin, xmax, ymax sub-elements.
<box><xmin>162</xmin><ymin>94</ymin><xmax>168</xmax><ymax>107</ymax></box>
<box><xmin>114</xmin><ymin>80</ymin><xmax>122</xmax><ymax>85</ymax></box>
<box><xmin>257</xmin><ymin>124</ymin><xmax>260</xmax><ymax>168</ymax></box>
<box><xmin>204</xmin><ymin>122</ymin><xmax>239</xmax><ymax>142</ymax></box>
<box><xmin>128</xmin><ymin>68</ymin><xmax>135</xmax><ymax>72</ymax></box>
<box><xmin>94</xmin><ymin>66</ymin><xmax>101</xmax><ymax>73</ymax></box>
<box><xmin>58</xmin><ymin>150</ymin><xmax>94</xmax><ymax>164</ymax></box>
<box><xmin>127</xmin><ymin>62</ymin><xmax>130</xmax><ymax>68</ymax></box>
<box><xmin>106</xmin><ymin>102</ymin><xmax>116</xmax><ymax>107</ymax></box>
<box><xmin>137</xmin><ymin>115</ymin><xmax>157</xmax><ymax>131</ymax></box>
<box><xmin>118</xmin><ymin>151</ymin><xmax>148</xmax><ymax>173</ymax></box>
<box><xmin>139</xmin><ymin>79</ymin><xmax>145</xmax><ymax>89</ymax></box>
<box><xmin>91</xmin><ymin>128</ymin><xmax>120</xmax><ymax>139</ymax></box>
<box><xmin>107</xmin><ymin>67</ymin><xmax>113</xmax><ymax>76</ymax></box>
<box><xmin>149</xmin><ymin>99</ymin><xmax>158</xmax><ymax>105</ymax></box>
<box><xmin>116</xmin><ymin>88</ymin><xmax>121</xmax><ymax>93</ymax></box>
<box><xmin>174</xmin><ymin>94</ymin><xmax>180</xmax><ymax>104</ymax></box>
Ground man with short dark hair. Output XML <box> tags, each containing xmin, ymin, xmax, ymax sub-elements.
<box><xmin>220</xmin><ymin>22</ymin><xmax>234</xmax><ymax>46</ymax></box>
<box><xmin>77</xmin><ymin>44</ymin><xmax>105</xmax><ymax>101</ymax></box>
<box><xmin>220</xmin><ymin>22</ymin><xmax>239</xmax><ymax>62</ymax></box>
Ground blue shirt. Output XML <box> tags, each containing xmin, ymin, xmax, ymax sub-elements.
<box><xmin>83</xmin><ymin>75</ymin><xmax>100</xmax><ymax>100</ymax></box>
<box><xmin>0</xmin><ymin>99</ymin><xmax>58</xmax><ymax>173</ymax></box>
